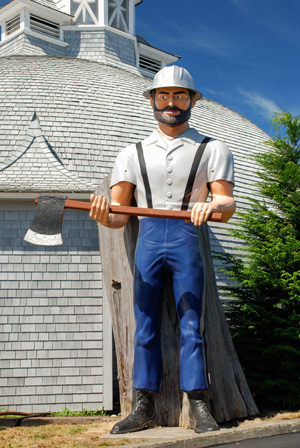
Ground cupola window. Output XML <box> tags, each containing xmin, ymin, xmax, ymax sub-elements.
<box><xmin>108</xmin><ymin>0</ymin><xmax>130</xmax><ymax>33</ymax></box>
<box><xmin>71</xmin><ymin>0</ymin><xmax>98</xmax><ymax>25</ymax></box>
<box><xmin>30</xmin><ymin>14</ymin><xmax>60</xmax><ymax>39</ymax></box>
<box><xmin>5</xmin><ymin>15</ymin><xmax>21</xmax><ymax>36</ymax></box>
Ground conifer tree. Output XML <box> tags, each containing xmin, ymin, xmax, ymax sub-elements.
<box><xmin>219</xmin><ymin>112</ymin><xmax>300</xmax><ymax>410</ymax></box>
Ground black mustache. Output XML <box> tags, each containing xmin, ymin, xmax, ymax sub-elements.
<box><xmin>157</xmin><ymin>105</ymin><xmax>182</xmax><ymax>112</ymax></box>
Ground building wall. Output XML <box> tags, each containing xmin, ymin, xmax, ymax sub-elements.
<box><xmin>64</xmin><ymin>28</ymin><xmax>136</xmax><ymax>66</ymax></box>
<box><xmin>0</xmin><ymin>28</ymin><xmax>136</xmax><ymax>64</ymax></box>
<box><xmin>0</xmin><ymin>33</ymin><xmax>67</xmax><ymax>57</ymax></box>
<box><xmin>63</xmin><ymin>30</ymin><xmax>105</xmax><ymax>61</ymax></box>
<box><xmin>0</xmin><ymin>200</ymin><xmax>110</xmax><ymax>413</ymax></box>
<box><xmin>104</xmin><ymin>28</ymin><xmax>136</xmax><ymax>66</ymax></box>
<box><xmin>0</xmin><ymin>34</ymin><xmax>29</xmax><ymax>57</ymax></box>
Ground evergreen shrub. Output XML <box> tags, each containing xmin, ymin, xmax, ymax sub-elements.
<box><xmin>218</xmin><ymin>112</ymin><xmax>300</xmax><ymax>410</ymax></box>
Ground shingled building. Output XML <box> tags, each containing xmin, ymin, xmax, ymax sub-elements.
<box><xmin>0</xmin><ymin>0</ymin><xmax>268</xmax><ymax>413</ymax></box>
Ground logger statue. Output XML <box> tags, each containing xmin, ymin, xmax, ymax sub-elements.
<box><xmin>90</xmin><ymin>66</ymin><xmax>237</xmax><ymax>434</ymax></box>
<box><xmin>25</xmin><ymin>65</ymin><xmax>258</xmax><ymax>432</ymax></box>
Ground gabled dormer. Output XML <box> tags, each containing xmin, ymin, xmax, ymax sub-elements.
<box><xmin>0</xmin><ymin>0</ymin><xmax>73</xmax><ymax>55</ymax></box>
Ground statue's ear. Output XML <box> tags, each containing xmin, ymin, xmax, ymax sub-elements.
<box><xmin>191</xmin><ymin>94</ymin><xmax>197</xmax><ymax>109</ymax></box>
<box><xmin>149</xmin><ymin>95</ymin><xmax>155</xmax><ymax>110</ymax></box>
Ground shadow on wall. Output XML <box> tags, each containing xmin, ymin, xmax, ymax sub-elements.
<box><xmin>26</xmin><ymin>34</ymin><xmax>67</xmax><ymax>57</ymax></box>
<box><xmin>62</xmin><ymin>29</ymin><xmax>137</xmax><ymax>66</ymax></box>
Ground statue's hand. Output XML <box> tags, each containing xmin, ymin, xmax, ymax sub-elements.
<box><xmin>191</xmin><ymin>202</ymin><xmax>219</xmax><ymax>226</ymax></box>
<box><xmin>89</xmin><ymin>194</ymin><xmax>111</xmax><ymax>226</ymax></box>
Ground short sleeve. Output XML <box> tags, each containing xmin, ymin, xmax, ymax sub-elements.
<box><xmin>206</xmin><ymin>140</ymin><xmax>235</xmax><ymax>185</ymax></box>
<box><xmin>110</xmin><ymin>145</ymin><xmax>137</xmax><ymax>188</ymax></box>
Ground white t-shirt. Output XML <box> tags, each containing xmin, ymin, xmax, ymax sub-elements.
<box><xmin>110</xmin><ymin>127</ymin><xmax>234</xmax><ymax>211</ymax></box>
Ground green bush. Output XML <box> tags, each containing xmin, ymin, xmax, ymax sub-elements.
<box><xmin>50</xmin><ymin>407</ymin><xmax>107</xmax><ymax>417</ymax></box>
<box><xmin>218</xmin><ymin>112</ymin><xmax>300</xmax><ymax>410</ymax></box>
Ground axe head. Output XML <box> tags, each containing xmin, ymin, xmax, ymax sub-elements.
<box><xmin>24</xmin><ymin>195</ymin><xmax>67</xmax><ymax>246</ymax></box>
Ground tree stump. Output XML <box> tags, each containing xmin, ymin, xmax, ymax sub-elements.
<box><xmin>96</xmin><ymin>176</ymin><xmax>258</xmax><ymax>425</ymax></box>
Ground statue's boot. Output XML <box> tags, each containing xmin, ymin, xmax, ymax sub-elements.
<box><xmin>110</xmin><ymin>390</ymin><xmax>155</xmax><ymax>434</ymax></box>
<box><xmin>188</xmin><ymin>393</ymin><xmax>219</xmax><ymax>433</ymax></box>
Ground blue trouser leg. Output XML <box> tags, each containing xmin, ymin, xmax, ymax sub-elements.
<box><xmin>133</xmin><ymin>218</ymin><xmax>208</xmax><ymax>393</ymax></box>
<box><xmin>168</xmin><ymin>225</ymin><xmax>208</xmax><ymax>392</ymax></box>
<box><xmin>133</xmin><ymin>218</ymin><xmax>164</xmax><ymax>391</ymax></box>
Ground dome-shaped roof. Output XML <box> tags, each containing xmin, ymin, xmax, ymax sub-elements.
<box><xmin>0</xmin><ymin>55</ymin><xmax>268</xmax><ymax>197</ymax></box>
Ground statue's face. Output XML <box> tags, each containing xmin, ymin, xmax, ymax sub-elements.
<box><xmin>150</xmin><ymin>87</ymin><xmax>196</xmax><ymax>127</ymax></box>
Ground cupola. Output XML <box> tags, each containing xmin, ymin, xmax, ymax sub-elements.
<box><xmin>0</xmin><ymin>0</ymin><xmax>178</xmax><ymax>77</ymax></box>
<box><xmin>67</xmin><ymin>0</ymin><xmax>141</xmax><ymax>34</ymax></box>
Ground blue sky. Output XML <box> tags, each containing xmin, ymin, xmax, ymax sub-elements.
<box><xmin>135</xmin><ymin>0</ymin><xmax>300</xmax><ymax>136</ymax></box>
<box><xmin>0</xmin><ymin>0</ymin><xmax>299</xmax><ymax>136</ymax></box>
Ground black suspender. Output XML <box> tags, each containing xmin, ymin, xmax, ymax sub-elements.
<box><xmin>181</xmin><ymin>136</ymin><xmax>211</xmax><ymax>211</ymax></box>
<box><xmin>136</xmin><ymin>136</ymin><xmax>211</xmax><ymax>211</ymax></box>
<box><xmin>136</xmin><ymin>141</ymin><xmax>153</xmax><ymax>208</ymax></box>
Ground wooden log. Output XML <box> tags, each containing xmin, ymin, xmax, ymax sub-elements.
<box><xmin>198</xmin><ymin>223</ymin><xmax>259</xmax><ymax>422</ymax></box>
<box><xmin>96</xmin><ymin>176</ymin><xmax>258</xmax><ymax>425</ymax></box>
<box><xmin>96</xmin><ymin>177</ymin><xmax>138</xmax><ymax>416</ymax></box>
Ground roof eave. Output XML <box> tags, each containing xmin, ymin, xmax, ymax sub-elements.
<box><xmin>138</xmin><ymin>41</ymin><xmax>180</xmax><ymax>63</ymax></box>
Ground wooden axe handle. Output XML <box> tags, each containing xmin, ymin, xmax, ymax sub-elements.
<box><xmin>64</xmin><ymin>199</ymin><xmax>222</xmax><ymax>222</ymax></box>
<box><xmin>35</xmin><ymin>197</ymin><xmax>223</xmax><ymax>222</ymax></box>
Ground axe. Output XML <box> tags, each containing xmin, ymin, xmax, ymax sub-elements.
<box><xmin>24</xmin><ymin>195</ymin><xmax>223</xmax><ymax>246</ymax></box>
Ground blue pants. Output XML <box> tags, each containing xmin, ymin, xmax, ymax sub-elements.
<box><xmin>133</xmin><ymin>218</ymin><xmax>209</xmax><ymax>392</ymax></box>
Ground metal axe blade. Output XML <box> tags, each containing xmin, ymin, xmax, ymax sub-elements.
<box><xmin>24</xmin><ymin>195</ymin><xmax>66</xmax><ymax>246</ymax></box>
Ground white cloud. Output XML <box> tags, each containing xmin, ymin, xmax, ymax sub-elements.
<box><xmin>238</xmin><ymin>89</ymin><xmax>282</xmax><ymax>119</ymax></box>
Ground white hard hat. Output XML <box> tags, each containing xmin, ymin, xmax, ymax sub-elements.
<box><xmin>143</xmin><ymin>66</ymin><xmax>202</xmax><ymax>101</ymax></box>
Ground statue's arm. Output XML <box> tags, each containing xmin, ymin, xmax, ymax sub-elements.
<box><xmin>89</xmin><ymin>181</ymin><xmax>135</xmax><ymax>229</ymax></box>
<box><xmin>191</xmin><ymin>180</ymin><xmax>236</xmax><ymax>226</ymax></box>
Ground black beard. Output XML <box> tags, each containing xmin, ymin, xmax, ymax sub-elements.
<box><xmin>153</xmin><ymin>103</ymin><xmax>192</xmax><ymax>127</ymax></box>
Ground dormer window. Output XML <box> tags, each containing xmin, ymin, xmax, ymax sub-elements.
<box><xmin>0</xmin><ymin>2</ymin><xmax>71</xmax><ymax>50</ymax></box>
<box><xmin>139</xmin><ymin>54</ymin><xmax>161</xmax><ymax>75</ymax></box>
<box><xmin>30</xmin><ymin>14</ymin><xmax>60</xmax><ymax>39</ymax></box>
<box><xmin>108</xmin><ymin>0</ymin><xmax>130</xmax><ymax>33</ymax></box>
<box><xmin>5</xmin><ymin>15</ymin><xmax>20</xmax><ymax>36</ymax></box>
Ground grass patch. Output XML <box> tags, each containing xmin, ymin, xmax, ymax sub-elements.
<box><xmin>0</xmin><ymin>410</ymin><xmax>299</xmax><ymax>448</ymax></box>
<box><xmin>50</xmin><ymin>408</ymin><xmax>107</xmax><ymax>417</ymax></box>
<box><xmin>68</xmin><ymin>426</ymin><xmax>86</xmax><ymax>435</ymax></box>
<box><xmin>30</xmin><ymin>431</ymin><xmax>50</xmax><ymax>441</ymax></box>
<box><xmin>0</xmin><ymin>421</ymin><xmax>137</xmax><ymax>448</ymax></box>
